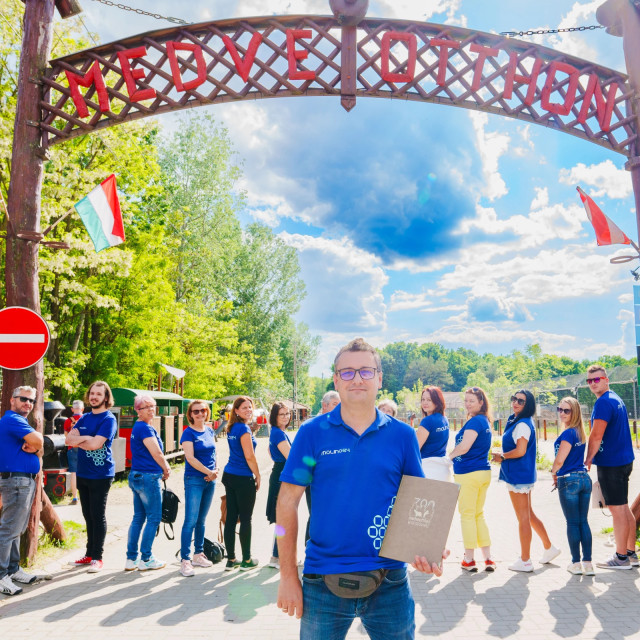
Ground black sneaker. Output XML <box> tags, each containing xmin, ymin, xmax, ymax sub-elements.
<box><xmin>224</xmin><ymin>560</ymin><xmax>241</xmax><ymax>572</ymax></box>
<box><xmin>239</xmin><ymin>559</ymin><xmax>259</xmax><ymax>571</ymax></box>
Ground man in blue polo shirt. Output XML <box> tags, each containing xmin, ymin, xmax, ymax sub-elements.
<box><xmin>0</xmin><ymin>386</ymin><xmax>44</xmax><ymax>596</ymax></box>
<box><xmin>276</xmin><ymin>338</ymin><xmax>444</xmax><ymax>640</ymax></box>
<box><xmin>585</xmin><ymin>365</ymin><xmax>637</xmax><ymax>570</ymax></box>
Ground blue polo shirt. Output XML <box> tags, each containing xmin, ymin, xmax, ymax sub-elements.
<box><xmin>269</xmin><ymin>426</ymin><xmax>291</xmax><ymax>463</ymax></box>
<box><xmin>418</xmin><ymin>413</ymin><xmax>449</xmax><ymax>458</ymax></box>
<box><xmin>76</xmin><ymin>410</ymin><xmax>117</xmax><ymax>479</ymax></box>
<box><xmin>280</xmin><ymin>406</ymin><xmax>424</xmax><ymax>574</ymax></box>
<box><xmin>224</xmin><ymin>422</ymin><xmax>256</xmax><ymax>476</ymax></box>
<box><xmin>180</xmin><ymin>426</ymin><xmax>216</xmax><ymax>477</ymax></box>
<box><xmin>452</xmin><ymin>415</ymin><xmax>491</xmax><ymax>475</ymax></box>
<box><xmin>591</xmin><ymin>390</ymin><xmax>634</xmax><ymax>467</ymax></box>
<box><xmin>130</xmin><ymin>420</ymin><xmax>164</xmax><ymax>474</ymax></box>
<box><xmin>554</xmin><ymin>428</ymin><xmax>587</xmax><ymax>477</ymax></box>
<box><xmin>0</xmin><ymin>410</ymin><xmax>40</xmax><ymax>474</ymax></box>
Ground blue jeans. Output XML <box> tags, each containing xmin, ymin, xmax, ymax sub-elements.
<box><xmin>0</xmin><ymin>476</ymin><xmax>36</xmax><ymax>578</ymax></box>
<box><xmin>301</xmin><ymin>567</ymin><xmax>415</xmax><ymax>640</ymax></box>
<box><xmin>558</xmin><ymin>471</ymin><xmax>592</xmax><ymax>563</ymax></box>
<box><xmin>180</xmin><ymin>474</ymin><xmax>215</xmax><ymax>561</ymax></box>
<box><xmin>126</xmin><ymin>471</ymin><xmax>163</xmax><ymax>561</ymax></box>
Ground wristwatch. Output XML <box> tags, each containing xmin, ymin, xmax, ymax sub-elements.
<box><xmin>500</xmin><ymin>453</ymin><xmax>505</xmax><ymax>461</ymax></box>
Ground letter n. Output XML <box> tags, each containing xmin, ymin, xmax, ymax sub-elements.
<box><xmin>578</xmin><ymin>73</ymin><xmax>619</xmax><ymax>133</ymax></box>
<box><xmin>65</xmin><ymin>61</ymin><xmax>110</xmax><ymax>117</ymax></box>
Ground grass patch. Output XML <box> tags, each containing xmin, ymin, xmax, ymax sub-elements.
<box><xmin>28</xmin><ymin>520</ymin><xmax>86</xmax><ymax>569</ymax></box>
<box><xmin>536</xmin><ymin>450</ymin><xmax>552</xmax><ymax>471</ymax></box>
<box><xmin>601</xmin><ymin>526</ymin><xmax>613</xmax><ymax>535</ymax></box>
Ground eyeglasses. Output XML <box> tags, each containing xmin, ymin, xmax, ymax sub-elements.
<box><xmin>336</xmin><ymin>367</ymin><xmax>378</xmax><ymax>381</ymax></box>
<box><xmin>586</xmin><ymin>377</ymin><xmax>606</xmax><ymax>385</ymax></box>
<box><xmin>14</xmin><ymin>396</ymin><xmax>35</xmax><ymax>404</ymax></box>
<box><xmin>278</xmin><ymin>411</ymin><xmax>291</xmax><ymax>417</ymax></box>
<box><xmin>138</xmin><ymin>405</ymin><xmax>156</xmax><ymax>411</ymax></box>
<box><xmin>191</xmin><ymin>408</ymin><xmax>207</xmax><ymax>415</ymax></box>
<box><xmin>557</xmin><ymin>407</ymin><xmax>571</xmax><ymax>415</ymax></box>
<box><xmin>510</xmin><ymin>396</ymin><xmax>525</xmax><ymax>406</ymax></box>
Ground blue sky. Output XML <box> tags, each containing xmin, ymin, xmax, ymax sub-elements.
<box><xmin>74</xmin><ymin>0</ymin><xmax>639</xmax><ymax>377</ymax></box>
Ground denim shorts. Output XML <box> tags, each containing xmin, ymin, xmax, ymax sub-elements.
<box><xmin>67</xmin><ymin>447</ymin><xmax>78</xmax><ymax>473</ymax></box>
<box><xmin>597</xmin><ymin>462</ymin><xmax>633</xmax><ymax>506</ymax></box>
<box><xmin>499</xmin><ymin>479</ymin><xmax>534</xmax><ymax>494</ymax></box>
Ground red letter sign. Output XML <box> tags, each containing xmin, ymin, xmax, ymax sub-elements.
<box><xmin>540</xmin><ymin>61</ymin><xmax>579</xmax><ymax>116</ymax></box>
<box><xmin>470</xmin><ymin>43</ymin><xmax>500</xmax><ymax>91</ymax></box>
<box><xmin>65</xmin><ymin>62</ymin><xmax>110</xmax><ymax>117</ymax></box>
<box><xmin>578</xmin><ymin>74</ymin><xmax>619</xmax><ymax>132</ymax></box>
<box><xmin>380</xmin><ymin>31</ymin><xmax>417</xmax><ymax>84</ymax></box>
<box><xmin>117</xmin><ymin>46</ymin><xmax>156</xmax><ymax>102</ymax></box>
<box><xmin>223</xmin><ymin>33</ymin><xmax>263</xmax><ymax>82</ymax></box>
<box><xmin>430</xmin><ymin>38</ymin><xmax>461</xmax><ymax>86</ymax></box>
<box><xmin>286</xmin><ymin>29</ymin><xmax>316</xmax><ymax>81</ymax></box>
<box><xmin>166</xmin><ymin>41</ymin><xmax>207</xmax><ymax>92</ymax></box>
<box><xmin>504</xmin><ymin>53</ymin><xmax>542</xmax><ymax>105</ymax></box>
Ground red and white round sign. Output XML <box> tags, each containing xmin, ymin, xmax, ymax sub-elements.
<box><xmin>0</xmin><ymin>306</ymin><xmax>51</xmax><ymax>370</ymax></box>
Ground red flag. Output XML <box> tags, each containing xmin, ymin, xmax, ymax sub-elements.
<box><xmin>577</xmin><ymin>186</ymin><xmax>630</xmax><ymax>246</ymax></box>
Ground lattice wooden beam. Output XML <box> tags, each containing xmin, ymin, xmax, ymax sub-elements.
<box><xmin>40</xmin><ymin>16</ymin><xmax>636</xmax><ymax>156</ymax></box>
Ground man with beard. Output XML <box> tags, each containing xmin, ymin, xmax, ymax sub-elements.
<box><xmin>66</xmin><ymin>381</ymin><xmax>117</xmax><ymax>573</ymax></box>
<box><xmin>0</xmin><ymin>386</ymin><xmax>43</xmax><ymax>596</ymax></box>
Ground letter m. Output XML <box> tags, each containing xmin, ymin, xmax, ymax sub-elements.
<box><xmin>65</xmin><ymin>61</ymin><xmax>110</xmax><ymax>118</ymax></box>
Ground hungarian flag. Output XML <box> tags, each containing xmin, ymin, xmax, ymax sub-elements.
<box><xmin>74</xmin><ymin>174</ymin><xmax>125</xmax><ymax>252</ymax></box>
<box><xmin>577</xmin><ymin>186</ymin><xmax>630</xmax><ymax>246</ymax></box>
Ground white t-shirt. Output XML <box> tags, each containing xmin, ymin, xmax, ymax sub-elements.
<box><xmin>512</xmin><ymin>422</ymin><xmax>531</xmax><ymax>444</ymax></box>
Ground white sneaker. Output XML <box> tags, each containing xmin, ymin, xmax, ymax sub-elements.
<box><xmin>508</xmin><ymin>557</ymin><xmax>534</xmax><ymax>573</ymax></box>
<box><xmin>268</xmin><ymin>556</ymin><xmax>279</xmax><ymax>568</ymax></box>
<box><xmin>567</xmin><ymin>562</ymin><xmax>582</xmax><ymax>575</ymax></box>
<box><xmin>540</xmin><ymin>546</ymin><xmax>561</xmax><ymax>564</ymax></box>
<box><xmin>0</xmin><ymin>575</ymin><xmax>23</xmax><ymax>596</ymax></box>
<box><xmin>9</xmin><ymin>568</ymin><xmax>38</xmax><ymax>584</ymax></box>
<box><xmin>139</xmin><ymin>557</ymin><xmax>166</xmax><ymax>571</ymax></box>
<box><xmin>180</xmin><ymin>559</ymin><xmax>195</xmax><ymax>577</ymax></box>
<box><xmin>191</xmin><ymin>553</ymin><xmax>213</xmax><ymax>568</ymax></box>
<box><xmin>124</xmin><ymin>559</ymin><xmax>138</xmax><ymax>571</ymax></box>
<box><xmin>582</xmin><ymin>562</ymin><xmax>595</xmax><ymax>575</ymax></box>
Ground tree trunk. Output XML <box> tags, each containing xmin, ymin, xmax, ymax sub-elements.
<box><xmin>2</xmin><ymin>0</ymin><xmax>59</xmax><ymax>564</ymax></box>
<box><xmin>40</xmin><ymin>490</ymin><xmax>67</xmax><ymax>541</ymax></box>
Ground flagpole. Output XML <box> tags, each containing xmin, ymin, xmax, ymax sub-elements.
<box><xmin>41</xmin><ymin>206</ymin><xmax>75</xmax><ymax>237</ymax></box>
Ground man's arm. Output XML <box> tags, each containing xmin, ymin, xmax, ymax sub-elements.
<box><xmin>586</xmin><ymin>418</ymin><xmax>607</xmax><ymax>470</ymax></box>
<box><xmin>276</xmin><ymin>482</ymin><xmax>306</xmax><ymax>619</ymax></box>
<box><xmin>22</xmin><ymin>431</ymin><xmax>44</xmax><ymax>456</ymax></box>
<box><xmin>76</xmin><ymin>435</ymin><xmax>107</xmax><ymax>451</ymax></box>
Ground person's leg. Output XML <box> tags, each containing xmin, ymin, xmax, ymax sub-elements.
<box><xmin>509</xmin><ymin>491</ymin><xmax>532</xmax><ymax>561</ymax></box>
<box><xmin>70</xmin><ymin>473</ymin><xmax>77</xmax><ymax>501</ymax></box>
<box><xmin>193</xmin><ymin>480</ymin><xmax>216</xmax><ymax>556</ymax></box>
<box><xmin>599</xmin><ymin>464</ymin><xmax>633</xmax><ymax>556</ymax></box>
<box><xmin>76</xmin><ymin>476</ymin><xmax>94</xmax><ymax>558</ymax></box>
<box><xmin>557</xmin><ymin>477</ymin><xmax>582</xmax><ymax>563</ymax></box>
<box><xmin>223</xmin><ymin>474</ymin><xmax>241</xmax><ymax>561</ymax></box>
<box><xmin>301</xmin><ymin>574</ymin><xmax>356</xmax><ymax>640</ymax></box>
<box><xmin>454</xmin><ymin>472</ymin><xmax>479</xmax><ymax>560</ymax></box>
<box><xmin>91</xmin><ymin>478</ymin><xmax>112</xmax><ymax>561</ymax></box>
<box><xmin>180</xmin><ymin>475</ymin><xmax>202</xmax><ymax>561</ymax></box>
<box><xmin>140</xmin><ymin>473</ymin><xmax>163</xmax><ymax>561</ymax></box>
<box><xmin>126</xmin><ymin>473</ymin><xmax>146</xmax><ymax>561</ymax></box>
<box><xmin>474</xmin><ymin>471</ymin><xmax>491</xmax><ymax>559</ymax></box>
<box><xmin>528</xmin><ymin>492</ymin><xmax>553</xmax><ymax>550</ymax></box>
<box><xmin>578</xmin><ymin>475</ymin><xmax>593</xmax><ymax>562</ymax></box>
<box><xmin>360</xmin><ymin>568</ymin><xmax>415</xmax><ymax>640</ymax></box>
<box><xmin>0</xmin><ymin>478</ymin><xmax>35</xmax><ymax>578</ymax></box>
<box><xmin>236</xmin><ymin>476</ymin><xmax>257</xmax><ymax>562</ymax></box>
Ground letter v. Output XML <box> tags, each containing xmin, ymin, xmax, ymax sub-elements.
<box><xmin>223</xmin><ymin>33</ymin><xmax>263</xmax><ymax>82</ymax></box>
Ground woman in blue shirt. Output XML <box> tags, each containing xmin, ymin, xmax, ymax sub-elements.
<box><xmin>265</xmin><ymin>402</ymin><xmax>292</xmax><ymax>569</ymax></box>
<box><xmin>125</xmin><ymin>395</ymin><xmax>171</xmax><ymax>572</ymax></box>
<box><xmin>417</xmin><ymin>386</ymin><xmax>452</xmax><ymax>481</ymax></box>
<box><xmin>222</xmin><ymin>396</ymin><xmax>260</xmax><ymax>571</ymax></box>
<box><xmin>179</xmin><ymin>400</ymin><xmax>217</xmax><ymax>577</ymax></box>
<box><xmin>551</xmin><ymin>396</ymin><xmax>593</xmax><ymax>575</ymax></box>
<box><xmin>492</xmin><ymin>390</ymin><xmax>559</xmax><ymax>573</ymax></box>
<box><xmin>448</xmin><ymin>387</ymin><xmax>495</xmax><ymax>572</ymax></box>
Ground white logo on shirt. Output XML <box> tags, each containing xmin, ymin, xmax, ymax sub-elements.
<box><xmin>320</xmin><ymin>448</ymin><xmax>350</xmax><ymax>456</ymax></box>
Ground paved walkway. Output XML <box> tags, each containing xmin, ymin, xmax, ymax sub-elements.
<box><xmin>1</xmin><ymin>435</ymin><xmax>640</xmax><ymax>639</ymax></box>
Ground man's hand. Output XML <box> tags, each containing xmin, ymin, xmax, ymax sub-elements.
<box><xmin>68</xmin><ymin>428</ymin><xmax>79</xmax><ymax>437</ymax></box>
<box><xmin>277</xmin><ymin>575</ymin><xmax>303</xmax><ymax>618</ymax></box>
<box><xmin>22</xmin><ymin>442</ymin><xmax>39</xmax><ymax>454</ymax></box>
<box><xmin>412</xmin><ymin>549</ymin><xmax>450</xmax><ymax>576</ymax></box>
<box><xmin>254</xmin><ymin>474</ymin><xmax>261</xmax><ymax>491</ymax></box>
<box><xmin>585</xmin><ymin>457</ymin><xmax>592</xmax><ymax>471</ymax></box>
<box><xmin>162</xmin><ymin>468</ymin><xmax>171</xmax><ymax>481</ymax></box>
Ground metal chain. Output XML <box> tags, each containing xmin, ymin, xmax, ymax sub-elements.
<box><xmin>500</xmin><ymin>25</ymin><xmax>605</xmax><ymax>38</ymax></box>
<box><xmin>88</xmin><ymin>0</ymin><xmax>189</xmax><ymax>25</ymax></box>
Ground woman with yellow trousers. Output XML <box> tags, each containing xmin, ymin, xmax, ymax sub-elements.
<box><xmin>449</xmin><ymin>386</ymin><xmax>494</xmax><ymax>572</ymax></box>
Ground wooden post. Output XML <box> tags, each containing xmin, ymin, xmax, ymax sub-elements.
<box><xmin>2</xmin><ymin>0</ymin><xmax>58</xmax><ymax>563</ymax></box>
<box><xmin>543</xmin><ymin>419</ymin><xmax>547</xmax><ymax>441</ymax></box>
<box><xmin>634</xmin><ymin>421</ymin><xmax>638</xmax><ymax>448</ymax></box>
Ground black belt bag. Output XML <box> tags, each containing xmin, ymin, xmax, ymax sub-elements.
<box><xmin>322</xmin><ymin>570</ymin><xmax>388</xmax><ymax>599</ymax></box>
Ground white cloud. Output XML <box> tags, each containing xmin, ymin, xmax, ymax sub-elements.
<box><xmin>469</xmin><ymin>112</ymin><xmax>509</xmax><ymax>201</ymax></box>
<box><xmin>373</xmin><ymin>0</ymin><xmax>464</xmax><ymax>24</ymax></box>
<box><xmin>558</xmin><ymin>159</ymin><xmax>632</xmax><ymax>199</ymax></box>
<box><xmin>619</xmin><ymin>293</ymin><xmax>633</xmax><ymax>304</ymax></box>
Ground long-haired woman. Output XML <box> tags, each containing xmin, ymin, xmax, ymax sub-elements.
<box><xmin>265</xmin><ymin>402</ymin><xmax>292</xmax><ymax>569</ymax></box>
<box><xmin>551</xmin><ymin>396</ymin><xmax>593</xmax><ymax>575</ymax></box>
<box><xmin>222</xmin><ymin>396</ymin><xmax>260</xmax><ymax>571</ymax></box>
<box><xmin>417</xmin><ymin>386</ymin><xmax>452</xmax><ymax>481</ymax></box>
<box><xmin>448</xmin><ymin>387</ymin><xmax>494</xmax><ymax>572</ymax></box>
<box><xmin>492</xmin><ymin>390</ymin><xmax>559</xmax><ymax>572</ymax></box>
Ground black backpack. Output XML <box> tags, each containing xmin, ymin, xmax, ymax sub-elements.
<box><xmin>203</xmin><ymin>538</ymin><xmax>226</xmax><ymax>564</ymax></box>
<box><xmin>157</xmin><ymin>480</ymin><xmax>180</xmax><ymax>540</ymax></box>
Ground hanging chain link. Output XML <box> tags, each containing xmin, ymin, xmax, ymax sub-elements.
<box><xmin>500</xmin><ymin>24</ymin><xmax>605</xmax><ymax>38</ymax></box>
<box><xmin>88</xmin><ymin>0</ymin><xmax>189</xmax><ymax>25</ymax></box>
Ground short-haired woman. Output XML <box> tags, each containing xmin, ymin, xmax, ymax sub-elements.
<box><xmin>377</xmin><ymin>399</ymin><xmax>398</xmax><ymax>416</ymax></box>
<box><xmin>492</xmin><ymin>390</ymin><xmax>559</xmax><ymax>572</ymax></box>
<box><xmin>179</xmin><ymin>400</ymin><xmax>217</xmax><ymax>577</ymax></box>
<box><xmin>222</xmin><ymin>396</ymin><xmax>260</xmax><ymax>571</ymax></box>
<box><xmin>417</xmin><ymin>386</ymin><xmax>452</xmax><ymax>481</ymax></box>
<box><xmin>449</xmin><ymin>387</ymin><xmax>495</xmax><ymax>572</ymax></box>
<box><xmin>551</xmin><ymin>396</ymin><xmax>594</xmax><ymax>575</ymax></box>
<box><xmin>125</xmin><ymin>395</ymin><xmax>171</xmax><ymax>571</ymax></box>
<box><xmin>265</xmin><ymin>402</ymin><xmax>292</xmax><ymax>569</ymax></box>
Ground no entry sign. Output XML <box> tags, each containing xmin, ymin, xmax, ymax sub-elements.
<box><xmin>0</xmin><ymin>307</ymin><xmax>50</xmax><ymax>370</ymax></box>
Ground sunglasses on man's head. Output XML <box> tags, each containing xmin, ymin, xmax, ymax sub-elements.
<box><xmin>557</xmin><ymin>407</ymin><xmax>571</xmax><ymax>415</ymax></box>
<box><xmin>510</xmin><ymin>396</ymin><xmax>525</xmax><ymax>406</ymax></box>
<box><xmin>586</xmin><ymin>376</ymin><xmax>605</xmax><ymax>385</ymax></box>
<box><xmin>336</xmin><ymin>367</ymin><xmax>377</xmax><ymax>381</ymax></box>
<box><xmin>14</xmin><ymin>396</ymin><xmax>35</xmax><ymax>404</ymax></box>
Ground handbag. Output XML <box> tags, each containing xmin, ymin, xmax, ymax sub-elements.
<box><xmin>591</xmin><ymin>481</ymin><xmax>607</xmax><ymax>510</ymax></box>
<box><xmin>157</xmin><ymin>480</ymin><xmax>180</xmax><ymax>540</ymax></box>
<box><xmin>203</xmin><ymin>538</ymin><xmax>226</xmax><ymax>564</ymax></box>
<box><xmin>322</xmin><ymin>570</ymin><xmax>388</xmax><ymax>599</ymax></box>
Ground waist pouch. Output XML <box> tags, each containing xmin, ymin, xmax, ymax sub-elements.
<box><xmin>322</xmin><ymin>570</ymin><xmax>388</xmax><ymax>598</ymax></box>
